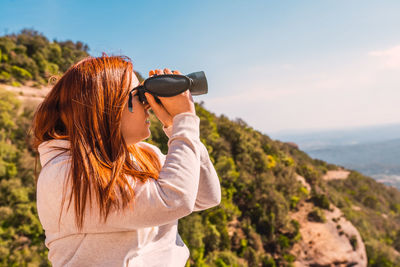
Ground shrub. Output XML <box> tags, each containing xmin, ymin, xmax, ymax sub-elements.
<box><xmin>0</xmin><ymin>71</ymin><xmax>11</xmax><ymax>82</ymax></box>
<box><xmin>10</xmin><ymin>81</ymin><xmax>21</xmax><ymax>87</ymax></box>
<box><xmin>349</xmin><ymin>235</ymin><xmax>358</xmax><ymax>251</ymax></box>
<box><xmin>205</xmin><ymin>250</ymin><xmax>248</xmax><ymax>267</ymax></box>
<box><xmin>307</xmin><ymin>208</ymin><xmax>326</xmax><ymax>223</ymax></box>
<box><xmin>290</xmin><ymin>196</ymin><xmax>300</xmax><ymax>209</ymax></box>
<box><xmin>11</xmin><ymin>66</ymin><xmax>32</xmax><ymax>82</ymax></box>
<box><xmin>261</xmin><ymin>255</ymin><xmax>276</xmax><ymax>267</ymax></box>
<box><xmin>311</xmin><ymin>193</ymin><xmax>330</xmax><ymax>210</ymax></box>
<box><xmin>363</xmin><ymin>195</ymin><xmax>379</xmax><ymax>209</ymax></box>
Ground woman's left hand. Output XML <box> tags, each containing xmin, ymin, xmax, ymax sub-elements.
<box><xmin>145</xmin><ymin>68</ymin><xmax>180</xmax><ymax>128</ymax></box>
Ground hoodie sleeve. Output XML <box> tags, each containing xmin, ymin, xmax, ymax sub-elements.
<box><xmin>162</xmin><ymin>122</ymin><xmax>221</xmax><ymax>212</ymax></box>
<box><xmin>37</xmin><ymin>112</ymin><xmax>218</xmax><ymax>234</ymax></box>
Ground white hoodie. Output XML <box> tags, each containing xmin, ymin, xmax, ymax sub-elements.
<box><xmin>36</xmin><ymin>113</ymin><xmax>221</xmax><ymax>267</ymax></box>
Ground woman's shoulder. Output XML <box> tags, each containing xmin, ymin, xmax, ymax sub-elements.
<box><xmin>137</xmin><ymin>141</ymin><xmax>165</xmax><ymax>158</ymax></box>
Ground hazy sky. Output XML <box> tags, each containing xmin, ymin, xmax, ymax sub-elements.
<box><xmin>1</xmin><ymin>0</ymin><xmax>400</xmax><ymax>136</ymax></box>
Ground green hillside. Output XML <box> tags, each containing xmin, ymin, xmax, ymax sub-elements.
<box><xmin>0</xmin><ymin>28</ymin><xmax>90</xmax><ymax>87</ymax></box>
<box><xmin>1</xmin><ymin>30</ymin><xmax>400</xmax><ymax>266</ymax></box>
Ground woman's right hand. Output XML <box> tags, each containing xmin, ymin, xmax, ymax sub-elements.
<box><xmin>145</xmin><ymin>68</ymin><xmax>196</xmax><ymax>128</ymax></box>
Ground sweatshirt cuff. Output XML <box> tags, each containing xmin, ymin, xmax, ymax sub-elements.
<box><xmin>168</xmin><ymin>112</ymin><xmax>200</xmax><ymax>142</ymax></box>
<box><xmin>163</xmin><ymin>125</ymin><xmax>173</xmax><ymax>138</ymax></box>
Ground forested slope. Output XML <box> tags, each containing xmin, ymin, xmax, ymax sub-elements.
<box><xmin>0</xmin><ymin>28</ymin><xmax>89</xmax><ymax>87</ymax></box>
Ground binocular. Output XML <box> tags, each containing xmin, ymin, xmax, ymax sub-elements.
<box><xmin>128</xmin><ymin>71</ymin><xmax>208</xmax><ymax>112</ymax></box>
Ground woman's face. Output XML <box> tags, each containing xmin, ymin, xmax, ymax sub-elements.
<box><xmin>120</xmin><ymin>72</ymin><xmax>151</xmax><ymax>145</ymax></box>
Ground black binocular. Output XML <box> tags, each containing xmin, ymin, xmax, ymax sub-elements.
<box><xmin>128</xmin><ymin>71</ymin><xmax>208</xmax><ymax>112</ymax></box>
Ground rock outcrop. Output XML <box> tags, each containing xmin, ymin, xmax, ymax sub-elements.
<box><xmin>290</xmin><ymin>173</ymin><xmax>367</xmax><ymax>267</ymax></box>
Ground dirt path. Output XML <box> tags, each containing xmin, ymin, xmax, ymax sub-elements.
<box><xmin>1</xmin><ymin>83</ymin><xmax>50</xmax><ymax>98</ymax></box>
<box><xmin>322</xmin><ymin>170</ymin><xmax>350</xmax><ymax>181</ymax></box>
<box><xmin>0</xmin><ymin>83</ymin><xmax>50</xmax><ymax>107</ymax></box>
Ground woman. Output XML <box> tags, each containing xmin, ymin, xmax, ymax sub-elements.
<box><xmin>32</xmin><ymin>55</ymin><xmax>221</xmax><ymax>266</ymax></box>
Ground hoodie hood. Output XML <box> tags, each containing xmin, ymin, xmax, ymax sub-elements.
<box><xmin>38</xmin><ymin>139</ymin><xmax>71</xmax><ymax>168</ymax></box>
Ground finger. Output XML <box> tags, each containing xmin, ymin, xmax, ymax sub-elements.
<box><xmin>145</xmin><ymin>93</ymin><xmax>170</xmax><ymax>116</ymax></box>
<box><xmin>172</xmin><ymin>70</ymin><xmax>182</xmax><ymax>75</ymax></box>
<box><xmin>188</xmin><ymin>91</ymin><xmax>194</xmax><ymax>102</ymax></box>
<box><xmin>145</xmin><ymin>93</ymin><xmax>165</xmax><ymax>109</ymax></box>
<box><xmin>155</xmin><ymin>69</ymin><xmax>163</xmax><ymax>75</ymax></box>
<box><xmin>145</xmin><ymin>92</ymin><xmax>159</xmax><ymax>106</ymax></box>
<box><xmin>164</xmin><ymin>68</ymin><xmax>172</xmax><ymax>74</ymax></box>
<box><xmin>181</xmin><ymin>90</ymin><xmax>194</xmax><ymax>102</ymax></box>
<box><xmin>149</xmin><ymin>70</ymin><xmax>155</xmax><ymax>76</ymax></box>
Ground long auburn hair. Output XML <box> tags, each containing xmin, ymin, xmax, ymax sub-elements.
<box><xmin>31</xmin><ymin>55</ymin><xmax>161</xmax><ymax>231</ymax></box>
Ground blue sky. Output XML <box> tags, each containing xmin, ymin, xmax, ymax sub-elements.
<box><xmin>1</xmin><ymin>0</ymin><xmax>400</xmax><ymax>136</ymax></box>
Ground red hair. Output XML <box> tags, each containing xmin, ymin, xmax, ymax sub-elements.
<box><xmin>32</xmin><ymin>55</ymin><xmax>161</xmax><ymax>231</ymax></box>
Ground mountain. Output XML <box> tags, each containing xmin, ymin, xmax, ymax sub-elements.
<box><xmin>272</xmin><ymin>126</ymin><xmax>400</xmax><ymax>191</ymax></box>
<box><xmin>2</xmin><ymin>84</ymin><xmax>400</xmax><ymax>266</ymax></box>
<box><xmin>271</xmin><ymin>123</ymin><xmax>400</xmax><ymax>150</ymax></box>
<box><xmin>306</xmin><ymin>138</ymin><xmax>400</xmax><ymax>189</ymax></box>
<box><xmin>1</xmin><ymin>29</ymin><xmax>400</xmax><ymax>266</ymax></box>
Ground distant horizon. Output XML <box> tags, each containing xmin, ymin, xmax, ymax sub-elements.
<box><xmin>267</xmin><ymin>120</ymin><xmax>400</xmax><ymax>135</ymax></box>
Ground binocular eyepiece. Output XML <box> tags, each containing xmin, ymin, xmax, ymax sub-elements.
<box><xmin>128</xmin><ymin>71</ymin><xmax>208</xmax><ymax>112</ymax></box>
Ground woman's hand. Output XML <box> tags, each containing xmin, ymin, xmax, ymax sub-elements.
<box><xmin>145</xmin><ymin>68</ymin><xmax>196</xmax><ymax>128</ymax></box>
